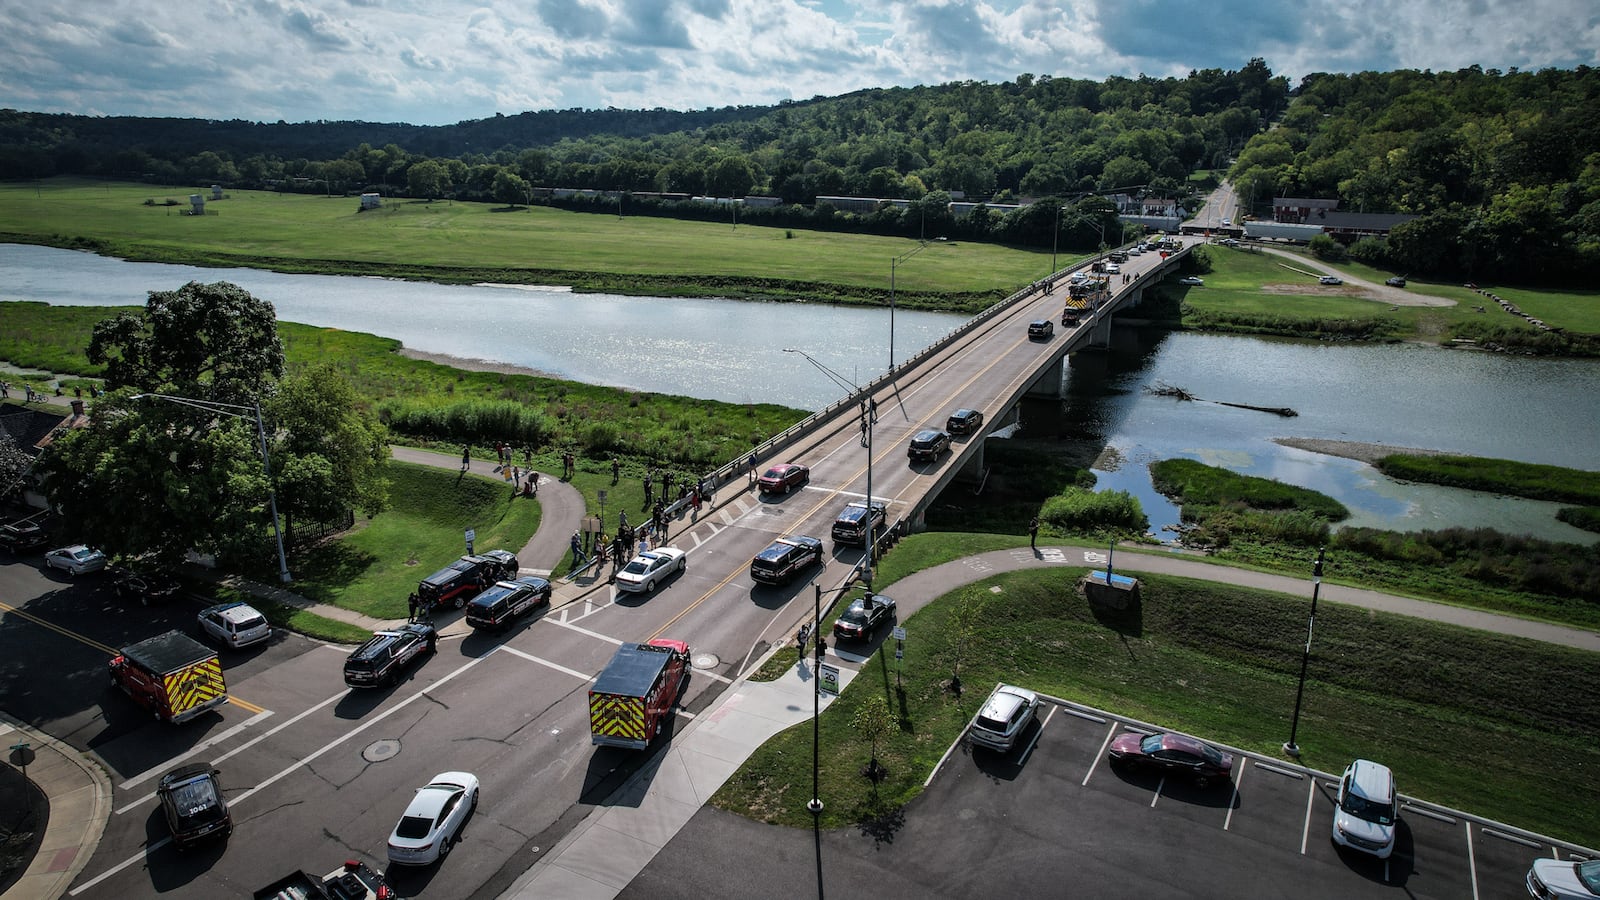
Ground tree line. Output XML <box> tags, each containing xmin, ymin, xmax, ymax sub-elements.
<box><xmin>1230</xmin><ymin>64</ymin><xmax>1600</xmax><ymax>285</ymax></box>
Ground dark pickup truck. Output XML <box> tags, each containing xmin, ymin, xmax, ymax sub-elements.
<box><xmin>415</xmin><ymin>550</ymin><xmax>519</xmax><ymax>610</ymax></box>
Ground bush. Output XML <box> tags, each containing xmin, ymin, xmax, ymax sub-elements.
<box><xmin>1039</xmin><ymin>487</ymin><xmax>1146</xmax><ymax>533</ymax></box>
<box><xmin>1557</xmin><ymin>506</ymin><xmax>1600</xmax><ymax>534</ymax></box>
<box><xmin>1308</xmin><ymin>233</ymin><xmax>1348</xmax><ymax>262</ymax></box>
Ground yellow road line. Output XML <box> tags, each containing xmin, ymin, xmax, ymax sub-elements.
<box><xmin>0</xmin><ymin>599</ymin><xmax>267</xmax><ymax>715</ymax></box>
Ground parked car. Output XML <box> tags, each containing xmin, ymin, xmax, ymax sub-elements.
<box><xmin>1027</xmin><ymin>320</ymin><xmax>1054</xmax><ymax>340</ymax></box>
<box><xmin>387</xmin><ymin>771</ymin><xmax>480</xmax><ymax>866</ymax></box>
<box><xmin>1331</xmin><ymin>758</ymin><xmax>1398</xmax><ymax>858</ymax></box>
<box><xmin>416</xmin><ymin>550</ymin><xmax>519</xmax><ymax>611</ymax></box>
<box><xmin>830</xmin><ymin>500</ymin><xmax>887</xmax><ymax>546</ymax></box>
<box><xmin>968</xmin><ymin>683</ymin><xmax>1039</xmax><ymax>752</ymax></box>
<box><xmin>109</xmin><ymin>564</ymin><xmax>183</xmax><ymax>606</ymax></box>
<box><xmin>832</xmin><ymin>593</ymin><xmax>896</xmax><ymax>642</ymax></box>
<box><xmin>198</xmin><ymin>602</ymin><xmax>272</xmax><ymax>650</ymax></box>
<box><xmin>1319</xmin><ymin>275</ymin><xmax>1344</xmax><ymax>285</ymax></box>
<box><xmin>0</xmin><ymin>520</ymin><xmax>52</xmax><ymax>554</ymax></box>
<box><xmin>157</xmin><ymin>763</ymin><xmax>232</xmax><ymax>850</ymax></box>
<box><xmin>44</xmin><ymin>544</ymin><xmax>106</xmax><ymax>575</ymax></box>
<box><xmin>946</xmin><ymin>408</ymin><xmax>984</xmax><ymax>436</ymax></box>
<box><xmin>749</xmin><ymin>535</ymin><xmax>824</xmax><ymax>585</ymax></box>
<box><xmin>465</xmin><ymin>576</ymin><xmax>551</xmax><ymax>631</ymax></box>
<box><xmin>757</xmin><ymin>463</ymin><xmax>811</xmax><ymax>496</ymax></box>
<box><xmin>615</xmin><ymin>547</ymin><xmax>687</xmax><ymax>594</ymax></box>
<box><xmin>344</xmin><ymin>622</ymin><xmax>438</xmax><ymax>688</ymax></box>
<box><xmin>1178</xmin><ymin>276</ymin><xmax>1204</xmax><ymax>286</ymax></box>
<box><xmin>1527</xmin><ymin>857</ymin><xmax>1600</xmax><ymax>899</ymax></box>
<box><xmin>907</xmin><ymin>428</ymin><xmax>951</xmax><ymax>463</ymax></box>
<box><xmin>1104</xmin><ymin>263</ymin><xmax>1121</xmax><ymax>274</ymax></box>
<box><xmin>1107</xmin><ymin>732</ymin><xmax>1234</xmax><ymax>787</ymax></box>
<box><xmin>1386</xmin><ymin>276</ymin><xmax>1408</xmax><ymax>288</ymax></box>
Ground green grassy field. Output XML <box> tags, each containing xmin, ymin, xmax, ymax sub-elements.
<box><xmin>0</xmin><ymin>178</ymin><xmax>1058</xmax><ymax>309</ymax></box>
<box><xmin>717</xmin><ymin>535</ymin><xmax>1600</xmax><ymax>849</ymax></box>
<box><xmin>280</xmin><ymin>460</ymin><xmax>540</xmax><ymax>619</ymax></box>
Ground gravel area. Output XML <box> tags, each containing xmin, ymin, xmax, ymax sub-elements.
<box><xmin>1273</xmin><ymin>437</ymin><xmax>1451</xmax><ymax>465</ymax></box>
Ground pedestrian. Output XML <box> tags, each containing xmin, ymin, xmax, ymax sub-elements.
<box><xmin>747</xmin><ymin>452</ymin><xmax>758</xmax><ymax>483</ymax></box>
<box><xmin>643</xmin><ymin>471</ymin><xmax>653</xmax><ymax>506</ymax></box>
<box><xmin>663</xmin><ymin>471</ymin><xmax>674</xmax><ymax>501</ymax></box>
<box><xmin>1029</xmin><ymin>515</ymin><xmax>1040</xmax><ymax>550</ymax></box>
<box><xmin>524</xmin><ymin>446</ymin><xmax>533</xmax><ymax>467</ymax></box>
<box><xmin>407</xmin><ymin>591</ymin><xmax>420</xmax><ymax>622</ymax></box>
<box><xmin>638</xmin><ymin>531</ymin><xmax>650</xmax><ymax>553</ymax></box>
<box><xmin>74</xmin><ymin>387</ymin><xmax>82</xmax><ymax>400</ymax></box>
<box><xmin>570</xmin><ymin>530</ymin><xmax>586</xmax><ymax>565</ymax></box>
<box><xmin>0</xmin><ymin>381</ymin><xmax>7</xmax><ymax>400</ymax></box>
<box><xmin>611</xmin><ymin>457</ymin><xmax>621</xmax><ymax>483</ymax></box>
<box><xmin>691</xmin><ymin>485</ymin><xmax>703</xmax><ymax>514</ymax></box>
<box><xmin>461</xmin><ymin>444</ymin><xmax>471</xmax><ymax>472</ymax></box>
<box><xmin>530</xmin><ymin>471</ymin><xmax>540</xmax><ymax>496</ymax></box>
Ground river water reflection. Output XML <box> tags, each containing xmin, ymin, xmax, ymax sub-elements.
<box><xmin>3</xmin><ymin>243</ymin><xmax>1597</xmax><ymax>543</ymax></box>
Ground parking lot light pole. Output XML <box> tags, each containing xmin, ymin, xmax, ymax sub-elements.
<box><xmin>1283</xmin><ymin>547</ymin><xmax>1325</xmax><ymax>757</ymax></box>
<box><xmin>131</xmin><ymin>392</ymin><xmax>292</xmax><ymax>584</ymax></box>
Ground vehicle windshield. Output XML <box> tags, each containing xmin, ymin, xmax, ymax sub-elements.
<box><xmin>167</xmin><ymin>778</ymin><xmax>221</xmax><ymax>826</ymax></box>
<box><xmin>622</xmin><ymin>557</ymin><xmax>653</xmax><ymax>576</ymax></box>
<box><xmin>395</xmin><ymin>814</ymin><xmax>436</xmax><ymax>839</ymax></box>
<box><xmin>1139</xmin><ymin>734</ymin><xmax>1165</xmax><ymax>754</ymax></box>
<box><xmin>1339</xmin><ymin>791</ymin><xmax>1395</xmax><ymax>825</ymax></box>
<box><xmin>839</xmin><ymin>605</ymin><xmax>868</xmax><ymax>625</ymax></box>
<box><xmin>1579</xmin><ymin>860</ymin><xmax>1600</xmax><ymax>892</ymax></box>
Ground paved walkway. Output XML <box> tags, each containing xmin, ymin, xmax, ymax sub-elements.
<box><xmin>0</xmin><ymin>714</ymin><xmax>111</xmax><ymax>900</ymax></box>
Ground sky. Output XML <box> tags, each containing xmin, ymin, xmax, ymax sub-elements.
<box><xmin>3</xmin><ymin>0</ymin><xmax>1598</xmax><ymax>127</ymax></box>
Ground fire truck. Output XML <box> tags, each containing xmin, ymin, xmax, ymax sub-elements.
<box><xmin>588</xmin><ymin>639</ymin><xmax>691</xmax><ymax>749</ymax></box>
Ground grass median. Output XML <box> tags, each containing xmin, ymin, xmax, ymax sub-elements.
<box><xmin>713</xmin><ymin>535</ymin><xmax>1600</xmax><ymax>848</ymax></box>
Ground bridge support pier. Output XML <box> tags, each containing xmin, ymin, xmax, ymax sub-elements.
<box><xmin>1023</xmin><ymin>355</ymin><xmax>1065</xmax><ymax>398</ymax></box>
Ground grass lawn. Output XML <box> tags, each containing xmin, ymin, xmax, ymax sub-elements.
<box><xmin>0</xmin><ymin>178</ymin><xmax>1058</xmax><ymax>307</ymax></box>
<box><xmin>280</xmin><ymin>460</ymin><xmax>541</xmax><ymax>619</ymax></box>
<box><xmin>713</xmin><ymin>557</ymin><xmax>1600</xmax><ymax>850</ymax></box>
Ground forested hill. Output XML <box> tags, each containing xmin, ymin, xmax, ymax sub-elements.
<box><xmin>0</xmin><ymin>59</ymin><xmax>1288</xmax><ymax>203</ymax></box>
<box><xmin>1229</xmin><ymin>65</ymin><xmax>1600</xmax><ymax>284</ymax></box>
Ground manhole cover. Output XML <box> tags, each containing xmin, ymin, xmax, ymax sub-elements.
<box><xmin>363</xmin><ymin>739</ymin><xmax>401</xmax><ymax>762</ymax></box>
<box><xmin>692</xmin><ymin>652</ymin><xmax>720</xmax><ymax>670</ymax></box>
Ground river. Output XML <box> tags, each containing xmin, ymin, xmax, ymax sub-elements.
<box><xmin>3</xmin><ymin>243</ymin><xmax>1597</xmax><ymax>543</ymax></box>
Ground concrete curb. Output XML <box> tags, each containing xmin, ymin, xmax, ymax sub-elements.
<box><xmin>0</xmin><ymin>714</ymin><xmax>112</xmax><ymax>900</ymax></box>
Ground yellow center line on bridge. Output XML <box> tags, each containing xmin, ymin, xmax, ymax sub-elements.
<box><xmin>0</xmin><ymin>598</ymin><xmax>267</xmax><ymax>714</ymax></box>
<box><xmin>647</xmin><ymin>302</ymin><xmax>1052</xmax><ymax>643</ymax></box>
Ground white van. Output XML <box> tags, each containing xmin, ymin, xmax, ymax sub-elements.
<box><xmin>1331</xmin><ymin>759</ymin><xmax>1398</xmax><ymax>858</ymax></box>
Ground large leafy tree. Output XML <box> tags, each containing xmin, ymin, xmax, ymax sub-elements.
<box><xmin>40</xmin><ymin>281</ymin><xmax>382</xmax><ymax>568</ymax></box>
<box><xmin>267</xmin><ymin>365</ymin><xmax>390</xmax><ymax>541</ymax></box>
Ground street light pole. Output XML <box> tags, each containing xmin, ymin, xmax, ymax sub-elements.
<box><xmin>1283</xmin><ymin>547</ymin><xmax>1325</xmax><ymax>757</ymax></box>
<box><xmin>808</xmin><ymin>581</ymin><xmax>823</xmax><ymax>815</ymax></box>
<box><xmin>132</xmin><ymin>393</ymin><xmax>292</xmax><ymax>584</ymax></box>
<box><xmin>1052</xmin><ymin>204</ymin><xmax>1061</xmax><ymax>274</ymax></box>
<box><xmin>889</xmin><ymin>241</ymin><xmax>931</xmax><ymax>372</ymax></box>
<box><xmin>783</xmin><ymin>348</ymin><xmax>876</xmax><ymax>586</ymax></box>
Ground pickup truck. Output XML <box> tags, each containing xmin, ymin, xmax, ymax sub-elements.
<box><xmin>254</xmin><ymin>860</ymin><xmax>398</xmax><ymax>899</ymax></box>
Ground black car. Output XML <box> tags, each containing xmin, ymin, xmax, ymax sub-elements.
<box><xmin>946</xmin><ymin>408</ymin><xmax>984</xmax><ymax>436</ymax></box>
<box><xmin>1027</xmin><ymin>320</ymin><xmax>1054</xmax><ymax>340</ymax></box>
<box><xmin>907</xmin><ymin>428</ymin><xmax>951</xmax><ymax>463</ymax></box>
<box><xmin>750</xmin><ymin>535</ymin><xmax>824</xmax><ymax>585</ymax></box>
<box><xmin>109</xmin><ymin>565</ymin><xmax>184</xmax><ymax>606</ymax></box>
<box><xmin>465</xmin><ymin>576</ymin><xmax>552</xmax><ymax>631</ymax></box>
<box><xmin>0</xmin><ymin>520</ymin><xmax>52</xmax><ymax>554</ymax></box>
<box><xmin>157</xmin><ymin>763</ymin><xmax>232</xmax><ymax>850</ymax></box>
<box><xmin>832</xmin><ymin>593</ymin><xmax>897</xmax><ymax>641</ymax></box>
<box><xmin>830</xmin><ymin>500</ymin><xmax>888</xmax><ymax>546</ymax></box>
<box><xmin>416</xmin><ymin>549</ymin><xmax>519</xmax><ymax>610</ymax></box>
<box><xmin>344</xmin><ymin>622</ymin><xmax>439</xmax><ymax>688</ymax></box>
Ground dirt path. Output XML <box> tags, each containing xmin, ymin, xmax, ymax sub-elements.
<box><xmin>1245</xmin><ymin>244</ymin><xmax>1454</xmax><ymax>307</ymax></box>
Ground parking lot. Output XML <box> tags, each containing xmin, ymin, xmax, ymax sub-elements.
<box><xmin>625</xmin><ymin>693</ymin><xmax>1594</xmax><ymax>899</ymax></box>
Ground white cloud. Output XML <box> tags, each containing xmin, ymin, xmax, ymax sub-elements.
<box><xmin>0</xmin><ymin>0</ymin><xmax>1595</xmax><ymax>125</ymax></box>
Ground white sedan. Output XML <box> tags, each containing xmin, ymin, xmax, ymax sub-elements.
<box><xmin>387</xmin><ymin>771</ymin><xmax>480</xmax><ymax>866</ymax></box>
<box><xmin>1178</xmin><ymin>276</ymin><xmax>1204</xmax><ymax>286</ymax></box>
<box><xmin>615</xmin><ymin>547</ymin><xmax>687</xmax><ymax>594</ymax></box>
<box><xmin>44</xmin><ymin>544</ymin><xmax>106</xmax><ymax>575</ymax></box>
<box><xmin>1319</xmin><ymin>275</ymin><xmax>1344</xmax><ymax>285</ymax></box>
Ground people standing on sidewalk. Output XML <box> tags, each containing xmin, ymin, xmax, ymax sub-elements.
<box><xmin>747</xmin><ymin>452</ymin><xmax>758</xmax><ymax>483</ymax></box>
<box><xmin>1029</xmin><ymin>515</ymin><xmax>1039</xmax><ymax>550</ymax></box>
<box><xmin>461</xmin><ymin>444</ymin><xmax>471</xmax><ymax>471</ymax></box>
<box><xmin>570</xmin><ymin>531</ymin><xmax>586</xmax><ymax>566</ymax></box>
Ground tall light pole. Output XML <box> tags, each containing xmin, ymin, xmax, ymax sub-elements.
<box><xmin>889</xmin><ymin>241</ymin><xmax>930</xmax><ymax>372</ymax></box>
<box><xmin>808</xmin><ymin>582</ymin><xmax>824</xmax><ymax>815</ymax></box>
<box><xmin>1051</xmin><ymin>203</ymin><xmax>1062</xmax><ymax>274</ymax></box>
<box><xmin>784</xmin><ymin>348</ymin><xmax>877</xmax><ymax>586</ymax></box>
<box><xmin>1283</xmin><ymin>547</ymin><xmax>1325</xmax><ymax>757</ymax></box>
<box><xmin>131</xmin><ymin>392</ymin><xmax>292</xmax><ymax>584</ymax></box>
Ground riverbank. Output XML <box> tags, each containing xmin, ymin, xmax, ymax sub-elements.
<box><xmin>1273</xmin><ymin>437</ymin><xmax>1449</xmax><ymax>465</ymax></box>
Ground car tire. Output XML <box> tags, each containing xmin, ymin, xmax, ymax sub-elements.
<box><xmin>453</xmin><ymin>594</ymin><xmax>467</xmax><ymax>610</ymax></box>
<box><xmin>438</xmin><ymin>834</ymin><xmax>452</xmax><ymax>859</ymax></box>
<box><xmin>677</xmin><ymin>557</ymin><xmax>687</xmax><ymax>572</ymax></box>
<box><xmin>470</xmin><ymin>788</ymin><xmax>479</xmax><ymax>812</ymax></box>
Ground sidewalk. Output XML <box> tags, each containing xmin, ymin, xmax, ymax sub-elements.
<box><xmin>496</xmin><ymin>655</ymin><xmax>856</xmax><ymax>899</ymax></box>
<box><xmin>0</xmin><ymin>715</ymin><xmax>111</xmax><ymax>900</ymax></box>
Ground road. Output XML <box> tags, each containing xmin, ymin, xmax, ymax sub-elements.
<box><xmin>0</xmin><ymin>240</ymin><xmax>1207</xmax><ymax>898</ymax></box>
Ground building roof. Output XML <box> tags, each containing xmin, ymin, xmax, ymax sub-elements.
<box><xmin>0</xmin><ymin>403</ymin><xmax>71</xmax><ymax>454</ymax></box>
<box><xmin>1313</xmin><ymin>210</ymin><xmax>1418</xmax><ymax>230</ymax></box>
<box><xmin>1275</xmin><ymin>197</ymin><xmax>1340</xmax><ymax>209</ymax></box>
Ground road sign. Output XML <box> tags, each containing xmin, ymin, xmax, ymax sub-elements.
<box><xmin>892</xmin><ymin>626</ymin><xmax>907</xmax><ymax>641</ymax></box>
<box><xmin>819</xmin><ymin>664</ymin><xmax>840</xmax><ymax>696</ymax></box>
<box><xmin>465</xmin><ymin>528</ymin><xmax>476</xmax><ymax>543</ymax></box>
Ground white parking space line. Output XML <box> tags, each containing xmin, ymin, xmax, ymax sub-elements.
<box><xmin>1016</xmin><ymin>705</ymin><xmax>1053</xmax><ymax>766</ymax></box>
<box><xmin>549</xmin><ymin>616</ymin><xmax>624</xmax><ymax>645</ymax></box>
<box><xmin>1083</xmin><ymin>721</ymin><xmax>1119</xmax><ymax>787</ymax></box>
<box><xmin>1300</xmin><ymin>778</ymin><xmax>1320</xmax><ymax>855</ymax></box>
<box><xmin>1465</xmin><ymin>819</ymin><xmax>1480</xmax><ymax>900</ymax></box>
<box><xmin>497</xmin><ymin>645</ymin><xmax>595</xmax><ymax>681</ymax></box>
<box><xmin>119</xmin><ymin>709</ymin><xmax>273</xmax><ymax>789</ymax></box>
<box><xmin>1223</xmin><ymin>763</ymin><xmax>1245</xmax><ymax>831</ymax></box>
<box><xmin>1150</xmin><ymin>777</ymin><xmax>1165</xmax><ymax>808</ymax></box>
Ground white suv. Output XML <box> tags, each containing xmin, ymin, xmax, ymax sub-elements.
<box><xmin>198</xmin><ymin>602</ymin><xmax>272</xmax><ymax>650</ymax></box>
<box><xmin>1331</xmin><ymin>759</ymin><xmax>1398</xmax><ymax>858</ymax></box>
<box><xmin>968</xmin><ymin>684</ymin><xmax>1039</xmax><ymax>752</ymax></box>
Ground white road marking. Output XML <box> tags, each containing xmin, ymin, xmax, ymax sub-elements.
<box><xmin>1300</xmin><ymin>778</ymin><xmax>1319</xmax><ymax>855</ymax></box>
<box><xmin>1224</xmin><ymin>763</ymin><xmax>1245</xmax><ymax>831</ymax></box>
<box><xmin>1083</xmin><ymin>721</ymin><xmax>1118</xmax><ymax>787</ymax></box>
<box><xmin>69</xmin><ymin>837</ymin><xmax>171</xmax><ymax>895</ymax></box>
<box><xmin>1466</xmin><ymin>820</ymin><xmax>1480</xmax><ymax>900</ymax></box>
<box><xmin>1016</xmin><ymin>705</ymin><xmax>1053</xmax><ymax>767</ymax></box>
<box><xmin>497</xmin><ymin>645</ymin><xmax>594</xmax><ymax>681</ymax></box>
<box><xmin>119</xmin><ymin>709</ymin><xmax>273</xmax><ymax>789</ymax></box>
<box><xmin>548</xmin><ymin>617</ymin><xmax>624</xmax><ymax>645</ymax></box>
